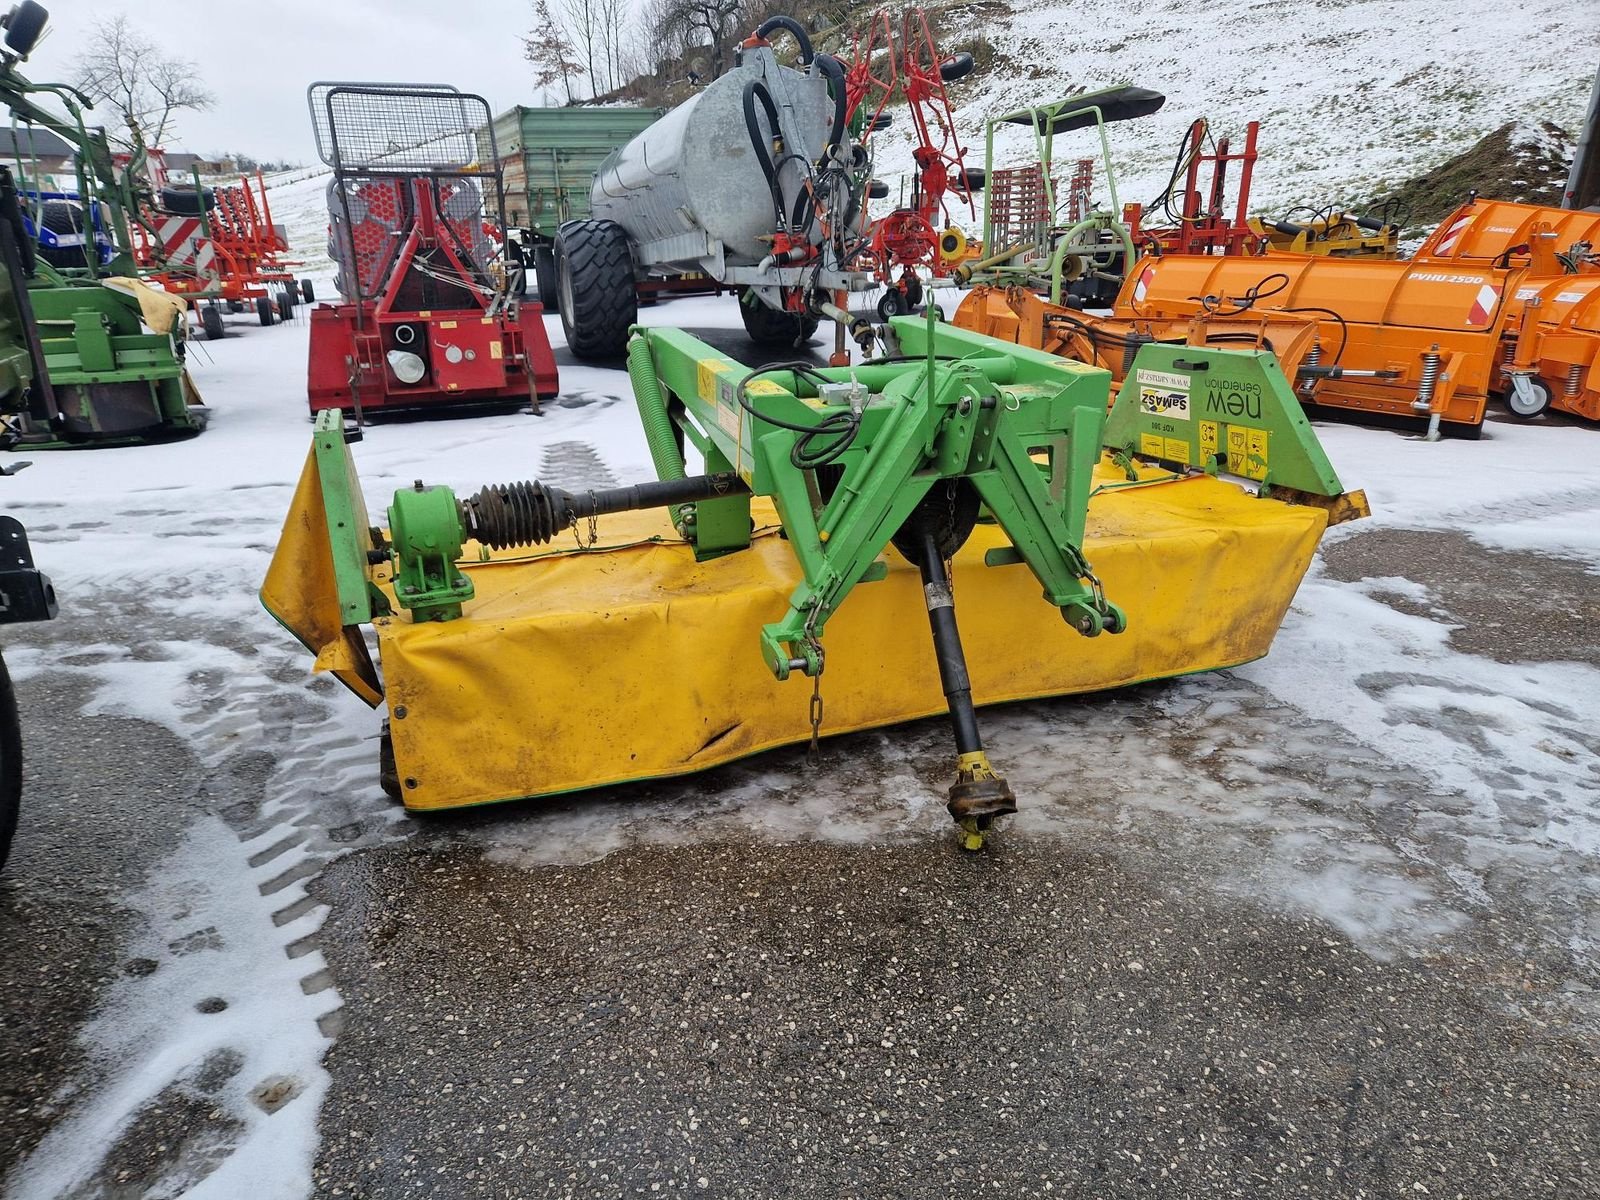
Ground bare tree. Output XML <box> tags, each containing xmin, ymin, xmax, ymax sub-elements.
<box><xmin>597</xmin><ymin>0</ymin><xmax>627</xmax><ymax>94</ymax></box>
<box><xmin>562</xmin><ymin>0</ymin><xmax>600</xmax><ymax>98</ymax></box>
<box><xmin>71</xmin><ymin>15</ymin><xmax>213</xmax><ymax>150</ymax></box>
<box><xmin>657</xmin><ymin>0</ymin><xmax>746</xmax><ymax>80</ymax></box>
<box><xmin>524</xmin><ymin>0</ymin><xmax>587</xmax><ymax>103</ymax></box>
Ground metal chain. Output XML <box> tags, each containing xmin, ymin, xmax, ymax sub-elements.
<box><xmin>568</xmin><ymin>491</ymin><xmax>600</xmax><ymax>549</ymax></box>
<box><xmin>802</xmin><ymin>605</ymin><xmax>826</xmax><ymax>763</ymax></box>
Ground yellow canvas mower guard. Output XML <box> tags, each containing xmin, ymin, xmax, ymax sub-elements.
<box><xmin>263</xmin><ymin>316</ymin><xmax>1366</xmax><ymax>848</ymax></box>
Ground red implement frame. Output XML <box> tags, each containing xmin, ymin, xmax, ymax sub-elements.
<box><xmin>849</xmin><ymin>8</ymin><xmax>978</xmax><ymax>303</ymax></box>
<box><xmin>130</xmin><ymin>151</ymin><xmax>301</xmax><ymax>307</ymax></box>
<box><xmin>305</xmin><ymin>82</ymin><xmax>559</xmax><ymax>419</ymax></box>
<box><xmin>1124</xmin><ymin>120</ymin><xmax>1264</xmax><ymax>256</ymax></box>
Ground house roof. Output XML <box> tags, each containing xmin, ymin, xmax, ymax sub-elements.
<box><xmin>0</xmin><ymin>125</ymin><xmax>74</xmax><ymax>160</ymax></box>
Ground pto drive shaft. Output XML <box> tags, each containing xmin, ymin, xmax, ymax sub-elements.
<box><xmin>460</xmin><ymin>472</ymin><xmax>749</xmax><ymax>549</ymax></box>
<box><xmin>909</xmin><ymin>524</ymin><xmax>1017</xmax><ymax>852</ymax></box>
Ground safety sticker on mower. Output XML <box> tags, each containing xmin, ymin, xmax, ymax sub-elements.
<box><xmin>1136</xmin><ymin>369</ymin><xmax>1190</xmax><ymax>421</ymax></box>
<box><xmin>1223</xmin><ymin>425</ymin><xmax>1270</xmax><ymax>482</ymax></box>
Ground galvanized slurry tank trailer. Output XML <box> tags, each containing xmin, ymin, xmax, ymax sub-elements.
<box><xmin>557</xmin><ymin>17</ymin><xmax>878</xmax><ymax>361</ymax></box>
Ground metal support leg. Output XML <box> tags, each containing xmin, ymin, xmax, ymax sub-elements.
<box><xmin>912</xmin><ymin>527</ymin><xmax>1016</xmax><ymax>851</ymax></box>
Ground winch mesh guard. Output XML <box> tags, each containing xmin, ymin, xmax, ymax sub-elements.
<box><xmin>307</xmin><ymin>83</ymin><xmax>505</xmax><ymax>302</ymax></box>
<box><xmin>308</xmin><ymin>82</ymin><xmax>496</xmax><ymax>175</ymax></box>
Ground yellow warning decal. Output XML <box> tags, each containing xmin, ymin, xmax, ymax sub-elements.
<box><xmin>1139</xmin><ymin>433</ymin><xmax>1165</xmax><ymax>458</ymax></box>
<box><xmin>1224</xmin><ymin>425</ymin><xmax>1269</xmax><ymax>481</ymax></box>
<box><xmin>697</xmin><ymin>360</ymin><xmax>718</xmax><ymax>404</ymax></box>
<box><xmin>1199</xmin><ymin>420</ymin><xmax>1218</xmax><ymax>463</ymax></box>
<box><xmin>1245</xmin><ymin>428</ymin><xmax>1270</xmax><ymax>481</ymax></box>
<box><xmin>439</xmin><ymin>320</ymin><xmax>458</xmax><ymax>329</ymax></box>
<box><xmin>1163</xmin><ymin>437</ymin><xmax>1190</xmax><ymax>465</ymax></box>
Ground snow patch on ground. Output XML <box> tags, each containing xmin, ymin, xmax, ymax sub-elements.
<box><xmin>5</xmin><ymin>820</ymin><xmax>338</xmax><ymax>1200</ymax></box>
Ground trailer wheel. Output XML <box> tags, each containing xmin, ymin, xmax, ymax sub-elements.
<box><xmin>533</xmin><ymin>245</ymin><xmax>557</xmax><ymax>304</ymax></box>
<box><xmin>257</xmin><ymin>296</ymin><xmax>275</xmax><ymax>326</ymax></box>
<box><xmin>277</xmin><ymin>292</ymin><xmax>293</xmax><ymax>322</ymax></box>
<box><xmin>281</xmin><ymin>286</ymin><xmax>297</xmax><ymax>310</ymax></box>
<box><xmin>0</xmin><ymin>651</ymin><xmax>23</xmax><ymax>872</ymax></box>
<box><xmin>227</xmin><ymin>299</ymin><xmax>244</xmax><ymax>313</ymax></box>
<box><xmin>1504</xmin><ymin>377</ymin><xmax>1551</xmax><ymax>419</ymax></box>
<box><xmin>554</xmin><ymin>220</ymin><xmax>636</xmax><ymax>360</ymax></box>
<box><xmin>201</xmin><ymin>304</ymin><xmax>225</xmax><ymax>340</ymax></box>
<box><xmin>300</xmin><ymin>278</ymin><xmax>315</xmax><ymax>303</ymax></box>
<box><xmin>740</xmin><ymin>291</ymin><xmax>820</xmax><ymax>348</ymax></box>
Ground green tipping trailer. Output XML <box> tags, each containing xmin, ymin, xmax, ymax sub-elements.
<box><xmin>492</xmin><ymin>105</ymin><xmax>663</xmax><ymax>299</ymax></box>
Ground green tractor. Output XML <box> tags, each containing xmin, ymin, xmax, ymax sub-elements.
<box><xmin>0</xmin><ymin>1</ymin><xmax>207</xmax><ymax>448</ymax></box>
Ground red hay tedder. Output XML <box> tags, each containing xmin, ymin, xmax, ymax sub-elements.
<box><xmin>845</xmin><ymin>8</ymin><xmax>983</xmax><ymax>319</ymax></box>
<box><xmin>305</xmin><ymin>82</ymin><xmax>559</xmax><ymax>418</ymax></box>
<box><xmin>128</xmin><ymin>149</ymin><xmax>309</xmax><ymax>338</ymax></box>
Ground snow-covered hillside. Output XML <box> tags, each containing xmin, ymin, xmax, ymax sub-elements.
<box><xmin>865</xmin><ymin>0</ymin><xmax>1598</xmax><ymax>222</ymax></box>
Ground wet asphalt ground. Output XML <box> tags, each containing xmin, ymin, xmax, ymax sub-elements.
<box><xmin>3</xmin><ymin>413</ymin><xmax>1599</xmax><ymax>1198</ymax></box>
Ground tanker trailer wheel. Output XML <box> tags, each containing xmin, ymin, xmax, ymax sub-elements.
<box><xmin>0</xmin><ymin>650</ymin><xmax>23</xmax><ymax>872</ymax></box>
<box><xmin>1505</xmin><ymin>376</ymin><xmax>1552</xmax><ymax>419</ymax></box>
<box><xmin>739</xmin><ymin>291</ymin><xmax>820</xmax><ymax>348</ymax></box>
<box><xmin>554</xmin><ymin>220</ymin><xmax>636</xmax><ymax>360</ymax></box>
<box><xmin>533</xmin><ymin>245</ymin><xmax>557</xmax><ymax>304</ymax></box>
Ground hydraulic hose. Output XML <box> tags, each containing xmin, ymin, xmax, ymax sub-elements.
<box><xmin>754</xmin><ymin>15</ymin><xmax>813</xmax><ymax>64</ymax></box>
<box><xmin>743</xmin><ymin>80</ymin><xmax>787</xmax><ymax>228</ymax></box>
<box><xmin>814</xmin><ymin>52</ymin><xmax>847</xmax><ymax>160</ymax></box>
<box><xmin>627</xmin><ymin>334</ymin><xmax>691</xmax><ymax>532</ymax></box>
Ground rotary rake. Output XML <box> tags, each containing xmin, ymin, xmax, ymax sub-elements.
<box><xmin>845</xmin><ymin>7</ymin><xmax>982</xmax><ymax>319</ymax></box>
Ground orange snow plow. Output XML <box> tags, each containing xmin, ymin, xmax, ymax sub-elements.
<box><xmin>954</xmin><ymin>253</ymin><xmax>1519</xmax><ymax>437</ymax></box>
<box><xmin>1414</xmin><ymin>198</ymin><xmax>1600</xmax><ymax>422</ymax></box>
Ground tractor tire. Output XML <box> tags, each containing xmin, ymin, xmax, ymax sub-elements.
<box><xmin>1504</xmin><ymin>377</ymin><xmax>1552</xmax><ymax>419</ymax></box>
<box><xmin>0</xmin><ymin>650</ymin><xmax>23</xmax><ymax>872</ymax></box>
<box><xmin>300</xmin><ymin>278</ymin><xmax>315</xmax><ymax>303</ymax></box>
<box><xmin>2</xmin><ymin>2</ymin><xmax>49</xmax><ymax>57</ymax></box>
<box><xmin>740</xmin><ymin>292</ymin><xmax>820</xmax><ymax>348</ymax></box>
<box><xmin>201</xmin><ymin>304</ymin><xmax>225</xmax><ymax>339</ymax></box>
<box><xmin>533</xmin><ymin>244</ymin><xmax>557</xmax><ymax>304</ymax></box>
<box><xmin>257</xmin><ymin>295</ymin><xmax>275</xmax><ymax>326</ymax></box>
<box><xmin>277</xmin><ymin>292</ymin><xmax>293</xmax><ymax>322</ymax></box>
<box><xmin>554</xmin><ymin>220</ymin><xmax>636</xmax><ymax>360</ymax></box>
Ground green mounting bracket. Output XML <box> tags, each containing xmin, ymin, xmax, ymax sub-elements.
<box><xmin>1104</xmin><ymin>343</ymin><xmax>1350</xmax><ymax>498</ymax></box>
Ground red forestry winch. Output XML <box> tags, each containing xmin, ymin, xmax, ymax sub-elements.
<box><xmin>305</xmin><ymin>82</ymin><xmax>559</xmax><ymax>418</ymax></box>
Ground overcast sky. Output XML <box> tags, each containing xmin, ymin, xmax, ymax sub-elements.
<box><xmin>24</xmin><ymin>0</ymin><xmax>591</xmax><ymax>163</ymax></box>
